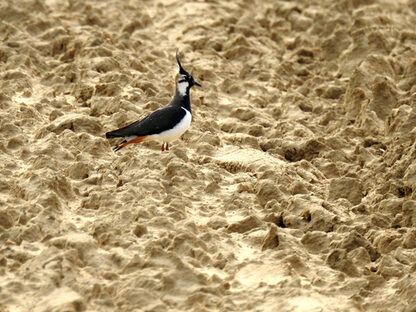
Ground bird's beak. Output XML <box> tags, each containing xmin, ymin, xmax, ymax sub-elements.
<box><xmin>194</xmin><ymin>81</ymin><xmax>202</xmax><ymax>87</ymax></box>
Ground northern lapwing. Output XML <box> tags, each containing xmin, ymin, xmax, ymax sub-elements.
<box><xmin>106</xmin><ymin>51</ymin><xmax>201</xmax><ymax>152</ymax></box>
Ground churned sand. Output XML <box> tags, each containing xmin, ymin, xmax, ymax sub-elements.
<box><xmin>1</xmin><ymin>0</ymin><xmax>416</xmax><ymax>311</ymax></box>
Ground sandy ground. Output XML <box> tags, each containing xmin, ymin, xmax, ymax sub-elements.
<box><xmin>1</xmin><ymin>0</ymin><xmax>416</xmax><ymax>311</ymax></box>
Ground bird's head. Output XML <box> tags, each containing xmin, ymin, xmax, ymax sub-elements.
<box><xmin>176</xmin><ymin>51</ymin><xmax>201</xmax><ymax>92</ymax></box>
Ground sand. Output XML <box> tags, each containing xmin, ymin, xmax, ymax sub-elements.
<box><xmin>1</xmin><ymin>0</ymin><xmax>416</xmax><ymax>311</ymax></box>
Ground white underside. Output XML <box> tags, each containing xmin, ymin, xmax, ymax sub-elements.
<box><xmin>148</xmin><ymin>108</ymin><xmax>192</xmax><ymax>143</ymax></box>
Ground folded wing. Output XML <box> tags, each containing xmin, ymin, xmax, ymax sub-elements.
<box><xmin>105</xmin><ymin>106</ymin><xmax>187</xmax><ymax>138</ymax></box>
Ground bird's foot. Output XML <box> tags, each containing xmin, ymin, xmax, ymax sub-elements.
<box><xmin>161</xmin><ymin>142</ymin><xmax>169</xmax><ymax>152</ymax></box>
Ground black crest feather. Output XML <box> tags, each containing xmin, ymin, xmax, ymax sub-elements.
<box><xmin>176</xmin><ymin>50</ymin><xmax>188</xmax><ymax>76</ymax></box>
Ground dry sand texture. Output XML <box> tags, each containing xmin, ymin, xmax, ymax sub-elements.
<box><xmin>1</xmin><ymin>0</ymin><xmax>416</xmax><ymax>311</ymax></box>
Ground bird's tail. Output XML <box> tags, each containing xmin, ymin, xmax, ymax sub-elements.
<box><xmin>113</xmin><ymin>140</ymin><xmax>127</xmax><ymax>152</ymax></box>
<box><xmin>111</xmin><ymin>136</ymin><xmax>146</xmax><ymax>152</ymax></box>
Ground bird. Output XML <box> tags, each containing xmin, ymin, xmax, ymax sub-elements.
<box><xmin>105</xmin><ymin>51</ymin><xmax>201</xmax><ymax>152</ymax></box>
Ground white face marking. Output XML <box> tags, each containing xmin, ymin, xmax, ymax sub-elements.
<box><xmin>177</xmin><ymin>80</ymin><xmax>189</xmax><ymax>96</ymax></box>
<box><xmin>149</xmin><ymin>108</ymin><xmax>192</xmax><ymax>143</ymax></box>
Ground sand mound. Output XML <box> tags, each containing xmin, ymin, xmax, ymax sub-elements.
<box><xmin>1</xmin><ymin>0</ymin><xmax>416</xmax><ymax>311</ymax></box>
